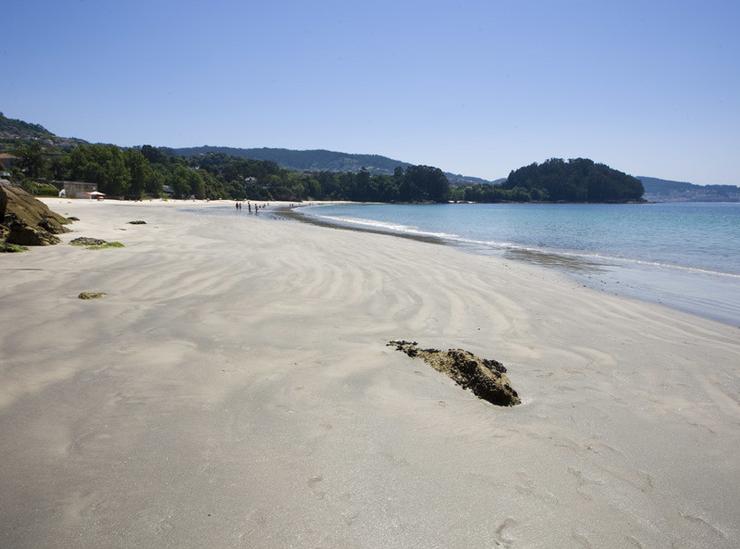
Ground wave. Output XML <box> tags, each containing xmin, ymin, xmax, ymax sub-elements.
<box><xmin>304</xmin><ymin>211</ymin><xmax>740</xmax><ymax>280</ymax></box>
<box><xmin>315</xmin><ymin>215</ymin><xmax>461</xmax><ymax>240</ymax></box>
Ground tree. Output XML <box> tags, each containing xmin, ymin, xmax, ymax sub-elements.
<box><xmin>400</xmin><ymin>165</ymin><xmax>450</xmax><ymax>202</ymax></box>
<box><xmin>102</xmin><ymin>147</ymin><xmax>130</xmax><ymax>196</ymax></box>
<box><xmin>168</xmin><ymin>165</ymin><xmax>192</xmax><ymax>198</ymax></box>
<box><xmin>503</xmin><ymin>158</ymin><xmax>643</xmax><ymax>202</ymax></box>
<box><xmin>15</xmin><ymin>142</ymin><xmax>47</xmax><ymax>179</ymax></box>
<box><xmin>187</xmin><ymin>170</ymin><xmax>206</xmax><ymax>199</ymax></box>
<box><xmin>124</xmin><ymin>149</ymin><xmax>152</xmax><ymax>198</ymax></box>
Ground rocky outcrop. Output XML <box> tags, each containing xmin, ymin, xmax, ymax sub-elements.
<box><xmin>6</xmin><ymin>222</ymin><xmax>60</xmax><ymax>246</ymax></box>
<box><xmin>0</xmin><ymin>181</ymin><xmax>69</xmax><ymax>246</ymax></box>
<box><xmin>0</xmin><ymin>183</ymin><xmax>6</xmax><ymax>220</ymax></box>
<box><xmin>388</xmin><ymin>340</ymin><xmax>521</xmax><ymax>407</ymax></box>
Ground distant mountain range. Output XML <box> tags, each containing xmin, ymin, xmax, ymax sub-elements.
<box><xmin>3</xmin><ymin>112</ymin><xmax>739</xmax><ymax>200</ymax></box>
<box><xmin>638</xmin><ymin>176</ymin><xmax>740</xmax><ymax>202</ymax></box>
<box><xmin>168</xmin><ymin>146</ymin><xmax>494</xmax><ymax>185</ymax></box>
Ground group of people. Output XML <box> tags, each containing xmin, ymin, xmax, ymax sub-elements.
<box><xmin>235</xmin><ymin>201</ymin><xmax>268</xmax><ymax>213</ymax></box>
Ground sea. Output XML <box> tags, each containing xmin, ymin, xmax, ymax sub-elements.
<box><xmin>293</xmin><ymin>202</ymin><xmax>740</xmax><ymax>327</ymax></box>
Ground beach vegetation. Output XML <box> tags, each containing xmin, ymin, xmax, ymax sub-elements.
<box><xmin>19</xmin><ymin>142</ymin><xmax>452</xmax><ymax>203</ymax></box>
<box><xmin>70</xmin><ymin>237</ymin><xmax>124</xmax><ymax>249</ymax></box>
<box><xmin>84</xmin><ymin>241</ymin><xmax>124</xmax><ymax>250</ymax></box>
<box><xmin>0</xmin><ymin>241</ymin><xmax>28</xmax><ymax>253</ymax></box>
<box><xmin>3</xmin><ymin>124</ymin><xmax>642</xmax><ymax>204</ymax></box>
<box><xmin>20</xmin><ymin>180</ymin><xmax>60</xmax><ymax>197</ymax></box>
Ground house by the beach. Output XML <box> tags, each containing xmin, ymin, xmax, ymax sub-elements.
<box><xmin>58</xmin><ymin>181</ymin><xmax>98</xmax><ymax>199</ymax></box>
<box><xmin>0</xmin><ymin>153</ymin><xmax>19</xmax><ymax>171</ymax></box>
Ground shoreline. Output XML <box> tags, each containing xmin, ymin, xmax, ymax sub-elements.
<box><xmin>285</xmin><ymin>202</ymin><xmax>740</xmax><ymax>327</ymax></box>
<box><xmin>1</xmin><ymin>198</ymin><xmax>739</xmax><ymax>548</ymax></box>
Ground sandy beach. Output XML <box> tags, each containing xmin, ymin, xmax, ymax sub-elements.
<box><xmin>1</xmin><ymin>198</ymin><xmax>739</xmax><ymax>548</ymax></box>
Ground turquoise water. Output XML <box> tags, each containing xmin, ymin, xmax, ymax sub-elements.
<box><xmin>297</xmin><ymin>202</ymin><xmax>740</xmax><ymax>325</ymax></box>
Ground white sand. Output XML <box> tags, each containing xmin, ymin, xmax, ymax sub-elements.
<box><xmin>1</xmin><ymin>198</ymin><xmax>739</xmax><ymax>548</ymax></box>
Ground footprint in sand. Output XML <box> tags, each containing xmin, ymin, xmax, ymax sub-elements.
<box><xmin>514</xmin><ymin>471</ymin><xmax>559</xmax><ymax>505</ymax></box>
<box><xmin>572</xmin><ymin>530</ymin><xmax>594</xmax><ymax>548</ymax></box>
<box><xmin>493</xmin><ymin>517</ymin><xmax>517</xmax><ymax>547</ymax></box>
<box><xmin>679</xmin><ymin>511</ymin><xmax>727</xmax><ymax>540</ymax></box>
<box><xmin>567</xmin><ymin>466</ymin><xmax>604</xmax><ymax>500</ymax></box>
<box><xmin>308</xmin><ymin>475</ymin><xmax>326</xmax><ymax>499</ymax></box>
<box><xmin>342</xmin><ymin>511</ymin><xmax>359</xmax><ymax>525</ymax></box>
<box><xmin>624</xmin><ymin>535</ymin><xmax>645</xmax><ymax>548</ymax></box>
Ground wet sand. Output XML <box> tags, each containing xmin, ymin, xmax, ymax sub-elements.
<box><xmin>1</xmin><ymin>198</ymin><xmax>739</xmax><ymax>548</ymax></box>
<box><xmin>289</xmin><ymin>204</ymin><xmax>740</xmax><ymax>327</ymax></box>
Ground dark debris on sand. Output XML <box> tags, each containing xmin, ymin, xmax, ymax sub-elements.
<box><xmin>78</xmin><ymin>291</ymin><xmax>106</xmax><ymax>300</ymax></box>
<box><xmin>388</xmin><ymin>340</ymin><xmax>521</xmax><ymax>407</ymax></box>
<box><xmin>70</xmin><ymin>237</ymin><xmax>107</xmax><ymax>246</ymax></box>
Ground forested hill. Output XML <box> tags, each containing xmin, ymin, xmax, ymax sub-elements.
<box><xmin>169</xmin><ymin>146</ymin><xmax>491</xmax><ymax>185</ymax></box>
<box><xmin>0</xmin><ymin>112</ymin><xmax>54</xmax><ymax>140</ymax></box>
<box><xmin>463</xmin><ymin>158</ymin><xmax>644</xmax><ymax>203</ymax></box>
<box><xmin>638</xmin><ymin>176</ymin><xmax>740</xmax><ymax>202</ymax></box>
<box><xmin>0</xmin><ymin>112</ymin><xmax>86</xmax><ymax>148</ymax></box>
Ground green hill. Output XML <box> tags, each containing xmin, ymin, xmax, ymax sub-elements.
<box><xmin>500</xmin><ymin>158</ymin><xmax>644</xmax><ymax>202</ymax></box>
<box><xmin>169</xmin><ymin>146</ymin><xmax>492</xmax><ymax>185</ymax></box>
<box><xmin>638</xmin><ymin>176</ymin><xmax>740</xmax><ymax>201</ymax></box>
<box><xmin>0</xmin><ymin>112</ymin><xmax>54</xmax><ymax>140</ymax></box>
<box><xmin>8</xmin><ymin>112</ymin><xmax>733</xmax><ymax>202</ymax></box>
<box><xmin>0</xmin><ymin>112</ymin><xmax>86</xmax><ymax>148</ymax></box>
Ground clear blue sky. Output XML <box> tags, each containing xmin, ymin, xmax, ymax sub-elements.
<box><xmin>4</xmin><ymin>0</ymin><xmax>740</xmax><ymax>184</ymax></box>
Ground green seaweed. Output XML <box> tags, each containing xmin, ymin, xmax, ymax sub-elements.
<box><xmin>86</xmin><ymin>241</ymin><xmax>124</xmax><ymax>250</ymax></box>
<box><xmin>0</xmin><ymin>242</ymin><xmax>29</xmax><ymax>253</ymax></box>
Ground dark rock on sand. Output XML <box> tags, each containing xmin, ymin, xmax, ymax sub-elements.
<box><xmin>78</xmin><ymin>291</ymin><xmax>106</xmax><ymax>300</ymax></box>
<box><xmin>38</xmin><ymin>216</ymin><xmax>67</xmax><ymax>234</ymax></box>
<box><xmin>0</xmin><ymin>181</ymin><xmax>69</xmax><ymax>246</ymax></box>
<box><xmin>67</xmin><ymin>216</ymin><xmax>80</xmax><ymax>222</ymax></box>
<box><xmin>128</xmin><ymin>220</ymin><xmax>146</xmax><ymax>224</ymax></box>
<box><xmin>388</xmin><ymin>340</ymin><xmax>521</xmax><ymax>407</ymax></box>
<box><xmin>70</xmin><ymin>237</ymin><xmax>107</xmax><ymax>246</ymax></box>
<box><xmin>7</xmin><ymin>220</ymin><xmax>61</xmax><ymax>245</ymax></box>
<box><xmin>70</xmin><ymin>237</ymin><xmax>124</xmax><ymax>249</ymax></box>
